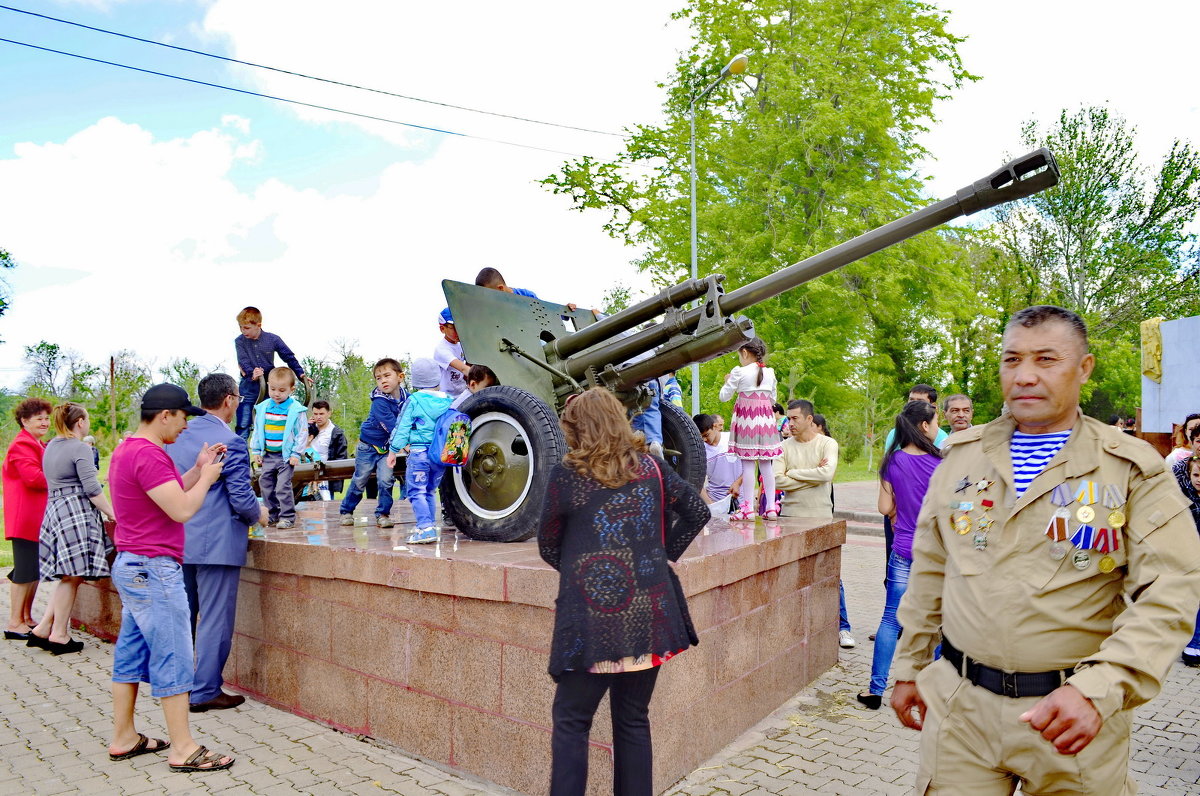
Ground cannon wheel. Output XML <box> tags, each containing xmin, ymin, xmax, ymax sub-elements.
<box><xmin>443</xmin><ymin>386</ymin><xmax>565</xmax><ymax>542</ymax></box>
<box><xmin>659</xmin><ymin>401</ymin><xmax>705</xmax><ymax>490</ymax></box>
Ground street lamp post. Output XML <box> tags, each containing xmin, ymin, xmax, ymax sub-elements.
<box><xmin>689</xmin><ymin>52</ymin><xmax>748</xmax><ymax>417</ymax></box>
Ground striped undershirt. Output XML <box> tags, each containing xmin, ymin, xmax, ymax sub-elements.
<box><xmin>1010</xmin><ymin>430</ymin><xmax>1072</xmax><ymax>496</ymax></box>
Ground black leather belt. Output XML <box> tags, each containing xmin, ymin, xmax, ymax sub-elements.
<box><xmin>942</xmin><ymin>637</ymin><xmax>1074</xmax><ymax>699</ymax></box>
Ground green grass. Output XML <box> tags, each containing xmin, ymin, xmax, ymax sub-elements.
<box><xmin>0</xmin><ymin>538</ymin><xmax>12</xmax><ymax>569</ymax></box>
<box><xmin>834</xmin><ymin>455</ymin><xmax>878</xmax><ymax>483</ymax></box>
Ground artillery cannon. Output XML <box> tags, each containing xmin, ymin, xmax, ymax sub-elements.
<box><xmin>433</xmin><ymin>149</ymin><xmax>1060</xmax><ymax>542</ymax></box>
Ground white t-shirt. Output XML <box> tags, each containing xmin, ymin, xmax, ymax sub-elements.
<box><xmin>703</xmin><ymin>440</ymin><xmax>742</xmax><ymax>505</ymax></box>
<box><xmin>433</xmin><ymin>337</ymin><xmax>467</xmax><ymax>396</ymax></box>
<box><xmin>310</xmin><ymin>422</ymin><xmax>334</xmax><ymax>460</ymax></box>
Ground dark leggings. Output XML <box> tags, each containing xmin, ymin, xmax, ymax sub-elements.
<box><xmin>550</xmin><ymin>666</ymin><xmax>660</xmax><ymax>796</ymax></box>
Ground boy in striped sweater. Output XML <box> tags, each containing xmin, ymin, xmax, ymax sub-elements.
<box><xmin>250</xmin><ymin>367</ymin><xmax>309</xmax><ymax>529</ymax></box>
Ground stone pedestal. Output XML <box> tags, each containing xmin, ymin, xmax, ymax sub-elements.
<box><xmin>75</xmin><ymin>503</ymin><xmax>844</xmax><ymax>795</ymax></box>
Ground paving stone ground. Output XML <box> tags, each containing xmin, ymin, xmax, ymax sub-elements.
<box><xmin>2</xmin><ymin>506</ymin><xmax>1198</xmax><ymax>794</ymax></box>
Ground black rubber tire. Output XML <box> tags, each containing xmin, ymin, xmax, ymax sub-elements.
<box><xmin>441</xmin><ymin>386</ymin><xmax>566</xmax><ymax>542</ymax></box>
<box><xmin>659</xmin><ymin>400</ymin><xmax>705</xmax><ymax>491</ymax></box>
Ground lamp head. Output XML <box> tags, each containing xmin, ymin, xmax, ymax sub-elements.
<box><xmin>722</xmin><ymin>53</ymin><xmax>749</xmax><ymax>77</ymax></box>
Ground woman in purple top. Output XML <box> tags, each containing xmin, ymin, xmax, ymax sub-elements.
<box><xmin>858</xmin><ymin>400</ymin><xmax>943</xmax><ymax>709</ymax></box>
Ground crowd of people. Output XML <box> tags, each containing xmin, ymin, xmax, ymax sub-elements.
<box><xmin>3</xmin><ymin>295</ymin><xmax>1200</xmax><ymax>793</ymax></box>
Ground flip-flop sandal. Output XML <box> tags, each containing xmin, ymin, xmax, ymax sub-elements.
<box><xmin>169</xmin><ymin>745</ymin><xmax>235</xmax><ymax>773</ymax></box>
<box><xmin>109</xmin><ymin>733</ymin><xmax>170</xmax><ymax>761</ymax></box>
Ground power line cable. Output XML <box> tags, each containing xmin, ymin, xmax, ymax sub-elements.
<box><xmin>0</xmin><ymin>3</ymin><xmax>622</xmax><ymax>137</ymax></box>
<box><xmin>0</xmin><ymin>36</ymin><xmax>605</xmax><ymax>159</ymax></box>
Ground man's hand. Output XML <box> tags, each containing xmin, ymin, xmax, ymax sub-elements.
<box><xmin>891</xmin><ymin>681</ymin><xmax>926</xmax><ymax>730</ymax></box>
<box><xmin>1019</xmin><ymin>684</ymin><xmax>1102</xmax><ymax>755</ymax></box>
<box><xmin>302</xmin><ymin>375</ymin><xmax>314</xmax><ymax>389</ymax></box>
<box><xmin>818</xmin><ymin>457</ymin><xmax>830</xmax><ymax>467</ymax></box>
<box><xmin>251</xmin><ymin>454</ymin><xmax>262</xmax><ymax>467</ymax></box>
<box><xmin>566</xmin><ymin>303</ymin><xmax>578</xmax><ymax>312</ymax></box>
<box><xmin>199</xmin><ymin>458</ymin><xmax>225</xmax><ymax>486</ymax></box>
<box><xmin>258</xmin><ymin>506</ymin><xmax>270</xmax><ymax>526</ymax></box>
<box><xmin>386</xmin><ymin>452</ymin><xmax>397</xmax><ymax>469</ymax></box>
<box><xmin>287</xmin><ymin>456</ymin><xmax>299</xmax><ymax>467</ymax></box>
<box><xmin>251</xmin><ymin>367</ymin><xmax>264</xmax><ymax>380</ymax></box>
<box><xmin>195</xmin><ymin>443</ymin><xmax>225</xmax><ymax>469</ymax></box>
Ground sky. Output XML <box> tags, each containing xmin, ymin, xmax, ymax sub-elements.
<box><xmin>0</xmin><ymin>0</ymin><xmax>1197</xmax><ymax>391</ymax></box>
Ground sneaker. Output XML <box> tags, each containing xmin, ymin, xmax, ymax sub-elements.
<box><xmin>378</xmin><ymin>516</ymin><xmax>394</xmax><ymax>529</ymax></box>
<box><xmin>1183</xmin><ymin>648</ymin><xmax>1200</xmax><ymax>667</ymax></box>
<box><xmin>406</xmin><ymin>527</ymin><xmax>439</xmax><ymax>545</ymax></box>
<box><xmin>839</xmin><ymin>630</ymin><xmax>856</xmax><ymax>649</ymax></box>
<box><xmin>275</xmin><ymin>519</ymin><xmax>294</xmax><ymax>530</ymax></box>
<box><xmin>339</xmin><ymin>515</ymin><xmax>354</xmax><ymax>527</ymax></box>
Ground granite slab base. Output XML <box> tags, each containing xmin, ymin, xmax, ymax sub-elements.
<box><xmin>74</xmin><ymin>501</ymin><xmax>845</xmax><ymax>795</ymax></box>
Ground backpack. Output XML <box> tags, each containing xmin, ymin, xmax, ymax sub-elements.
<box><xmin>430</xmin><ymin>409</ymin><xmax>471</xmax><ymax>467</ymax></box>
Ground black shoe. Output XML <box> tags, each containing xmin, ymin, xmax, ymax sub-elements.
<box><xmin>47</xmin><ymin>638</ymin><xmax>84</xmax><ymax>655</ymax></box>
<box><xmin>1183</xmin><ymin>650</ymin><xmax>1200</xmax><ymax>667</ymax></box>
<box><xmin>190</xmin><ymin>692</ymin><xmax>246</xmax><ymax>712</ymax></box>
<box><xmin>856</xmin><ymin>692</ymin><xmax>882</xmax><ymax>710</ymax></box>
<box><xmin>4</xmin><ymin>630</ymin><xmax>31</xmax><ymax>640</ymax></box>
<box><xmin>26</xmin><ymin>633</ymin><xmax>50</xmax><ymax>650</ymax></box>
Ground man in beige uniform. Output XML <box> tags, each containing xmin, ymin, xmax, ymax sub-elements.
<box><xmin>774</xmin><ymin>399</ymin><xmax>838</xmax><ymax>519</ymax></box>
<box><xmin>891</xmin><ymin>305</ymin><xmax>1200</xmax><ymax>795</ymax></box>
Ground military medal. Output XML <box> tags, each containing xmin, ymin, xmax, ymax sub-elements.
<box><xmin>973</xmin><ymin>532</ymin><xmax>988</xmax><ymax>550</ymax></box>
<box><xmin>955</xmin><ymin>477</ymin><xmax>971</xmax><ymax>493</ymax></box>
<box><xmin>1076</xmin><ymin>505</ymin><xmax>1095</xmax><ymax>524</ymax></box>
<box><xmin>976</xmin><ymin>478</ymin><xmax>994</xmax><ymax>493</ymax></box>
<box><xmin>977</xmin><ymin>516</ymin><xmax>994</xmax><ymax>531</ymax></box>
<box><xmin>1092</xmin><ymin>527</ymin><xmax>1120</xmax><ymax>574</ymax></box>
<box><xmin>1073</xmin><ymin>481</ymin><xmax>1098</xmax><ymax>525</ymax></box>
<box><xmin>1051</xmin><ymin>483</ymin><xmax>1073</xmax><ymax>506</ymax></box>
<box><xmin>1098</xmin><ymin>556</ymin><xmax>1117</xmax><ymax>573</ymax></box>
<box><xmin>1072</xmin><ymin>550</ymin><xmax>1091</xmax><ymax>570</ymax></box>
<box><xmin>958</xmin><ymin>501</ymin><xmax>974</xmax><ymax>512</ymax></box>
<box><xmin>1102</xmin><ymin>485</ymin><xmax>1126</xmax><ymax>528</ymax></box>
<box><xmin>1045</xmin><ymin>513</ymin><xmax>1069</xmax><ymax>561</ymax></box>
<box><xmin>954</xmin><ymin>514</ymin><xmax>971</xmax><ymax>535</ymax></box>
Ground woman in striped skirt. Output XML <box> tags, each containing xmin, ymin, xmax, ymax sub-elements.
<box><xmin>718</xmin><ymin>338</ymin><xmax>783</xmax><ymax>520</ymax></box>
<box><xmin>28</xmin><ymin>403</ymin><xmax>115</xmax><ymax>655</ymax></box>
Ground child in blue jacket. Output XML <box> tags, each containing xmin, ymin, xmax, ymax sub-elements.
<box><xmin>339</xmin><ymin>358</ymin><xmax>409</xmax><ymax>528</ymax></box>
<box><xmin>387</xmin><ymin>358</ymin><xmax>452</xmax><ymax>544</ymax></box>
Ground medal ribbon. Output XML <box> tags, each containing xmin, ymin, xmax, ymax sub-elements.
<box><xmin>1071</xmin><ymin>524</ymin><xmax>1096</xmax><ymax>549</ymax></box>
<box><xmin>1093</xmin><ymin>526</ymin><xmax>1120</xmax><ymax>554</ymax></box>
<box><xmin>1074</xmin><ymin>481</ymin><xmax>1097</xmax><ymax>505</ymax></box>
<box><xmin>1044</xmin><ymin>514</ymin><xmax>1068</xmax><ymax>542</ymax></box>
<box><xmin>1102</xmin><ymin>484</ymin><xmax>1125</xmax><ymax>509</ymax></box>
<box><xmin>1051</xmin><ymin>483</ymin><xmax>1073</xmax><ymax>506</ymax></box>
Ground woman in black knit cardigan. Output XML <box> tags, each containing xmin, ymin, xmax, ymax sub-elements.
<box><xmin>539</xmin><ymin>388</ymin><xmax>710</xmax><ymax>796</ymax></box>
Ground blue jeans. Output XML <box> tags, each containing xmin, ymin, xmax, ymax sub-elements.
<box><xmin>869</xmin><ymin>551</ymin><xmax>911</xmax><ymax>696</ymax></box>
<box><xmin>630</xmin><ymin>379</ymin><xmax>662</xmax><ymax>445</ymax></box>
<box><xmin>340</xmin><ymin>442</ymin><xmax>395</xmax><ymax>517</ymax></box>
<box><xmin>1190</xmin><ymin>605</ymin><xmax>1200</xmax><ymax>652</ymax></box>
<box><xmin>406</xmin><ymin>448</ymin><xmax>446</xmax><ymax>528</ymax></box>
<box><xmin>838</xmin><ymin>581</ymin><xmax>851</xmax><ymax>633</ymax></box>
<box><xmin>235</xmin><ymin>380</ymin><xmax>258</xmax><ymax>440</ymax></box>
<box><xmin>111</xmin><ymin>552</ymin><xmax>194</xmax><ymax>698</ymax></box>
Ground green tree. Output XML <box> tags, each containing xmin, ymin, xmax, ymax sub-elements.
<box><xmin>542</xmin><ymin>0</ymin><xmax>975</xmax><ymax>419</ymax></box>
<box><xmin>160</xmin><ymin>358</ymin><xmax>203</xmax><ymax>400</ymax></box>
<box><xmin>22</xmin><ymin>341</ymin><xmax>63</xmax><ymax>397</ymax></box>
<box><xmin>0</xmin><ymin>247</ymin><xmax>14</xmax><ymax>342</ymax></box>
<box><xmin>91</xmin><ymin>350</ymin><xmax>152</xmax><ymax>446</ymax></box>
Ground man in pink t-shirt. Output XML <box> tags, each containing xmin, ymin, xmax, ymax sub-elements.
<box><xmin>106</xmin><ymin>383</ymin><xmax>236</xmax><ymax>773</ymax></box>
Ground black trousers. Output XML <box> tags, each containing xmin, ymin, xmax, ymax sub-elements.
<box><xmin>550</xmin><ymin>666</ymin><xmax>660</xmax><ymax>796</ymax></box>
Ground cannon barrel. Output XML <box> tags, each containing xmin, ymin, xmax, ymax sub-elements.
<box><xmin>561</xmin><ymin>148</ymin><xmax>1059</xmax><ymax>389</ymax></box>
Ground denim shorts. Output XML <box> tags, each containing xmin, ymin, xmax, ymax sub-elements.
<box><xmin>111</xmin><ymin>551</ymin><xmax>195</xmax><ymax>698</ymax></box>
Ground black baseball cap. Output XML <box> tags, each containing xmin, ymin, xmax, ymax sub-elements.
<box><xmin>141</xmin><ymin>383</ymin><xmax>205</xmax><ymax>416</ymax></box>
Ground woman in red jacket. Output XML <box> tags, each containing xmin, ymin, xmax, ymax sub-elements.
<box><xmin>3</xmin><ymin>397</ymin><xmax>52</xmax><ymax>638</ymax></box>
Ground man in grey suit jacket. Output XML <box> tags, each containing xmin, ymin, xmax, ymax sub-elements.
<box><xmin>169</xmin><ymin>373</ymin><xmax>267</xmax><ymax>712</ymax></box>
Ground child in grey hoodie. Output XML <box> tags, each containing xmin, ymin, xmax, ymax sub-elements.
<box><xmin>387</xmin><ymin>358</ymin><xmax>453</xmax><ymax>543</ymax></box>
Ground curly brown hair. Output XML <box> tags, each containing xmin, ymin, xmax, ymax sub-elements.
<box><xmin>560</xmin><ymin>388</ymin><xmax>647</xmax><ymax>489</ymax></box>
<box><xmin>13</xmin><ymin>397</ymin><xmax>52</xmax><ymax>424</ymax></box>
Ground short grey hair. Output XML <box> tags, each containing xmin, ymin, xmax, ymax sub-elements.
<box><xmin>1005</xmin><ymin>305</ymin><xmax>1089</xmax><ymax>351</ymax></box>
<box><xmin>942</xmin><ymin>393</ymin><xmax>972</xmax><ymax>412</ymax></box>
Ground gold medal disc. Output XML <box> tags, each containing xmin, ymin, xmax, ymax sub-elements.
<box><xmin>954</xmin><ymin>515</ymin><xmax>971</xmax><ymax>535</ymax></box>
<box><xmin>1107</xmin><ymin>510</ymin><xmax>1125</xmax><ymax>528</ymax></box>
<box><xmin>1098</xmin><ymin>555</ymin><xmax>1117</xmax><ymax>573</ymax></box>
<box><xmin>1076</xmin><ymin>505</ymin><xmax>1095</xmax><ymax>524</ymax></box>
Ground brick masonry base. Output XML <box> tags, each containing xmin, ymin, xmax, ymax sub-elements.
<box><xmin>74</xmin><ymin>504</ymin><xmax>844</xmax><ymax>795</ymax></box>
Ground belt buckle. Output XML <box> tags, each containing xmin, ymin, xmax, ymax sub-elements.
<box><xmin>1001</xmin><ymin>671</ymin><xmax>1019</xmax><ymax>698</ymax></box>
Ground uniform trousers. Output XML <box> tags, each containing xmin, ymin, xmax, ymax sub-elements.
<box><xmin>550</xmin><ymin>667</ymin><xmax>660</xmax><ymax>796</ymax></box>
<box><xmin>915</xmin><ymin>657</ymin><xmax>1135</xmax><ymax>795</ymax></box>
<box><xmin>183</xmin><ymin>563</ymin><xmax>241</xmax><ymax>704</ymax></box>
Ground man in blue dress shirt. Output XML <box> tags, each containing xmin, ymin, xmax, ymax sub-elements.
<box><xmin>169</xmin><ymin>373</ymin><xmax>267</xmax><ymax>712</ymax></box>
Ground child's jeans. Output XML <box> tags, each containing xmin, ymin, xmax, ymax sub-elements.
<box><xmin>236</xmin><ymin>378</ymin><xmax>259</xmax><ymax>440</ymax></box>
<box><xmin>340</xmin><ymin>442</ymin><xmax>395</xmax><ymax>518</ymax></box>
<box><xmin>407</xmin><ymin>448</ymin><xmax>447</xmax><ymax>528</ymax></box>
<box><xmin>259</xmin><ymin>452</ymin><xmax>296</xmax><ymax>523</ymax></box>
